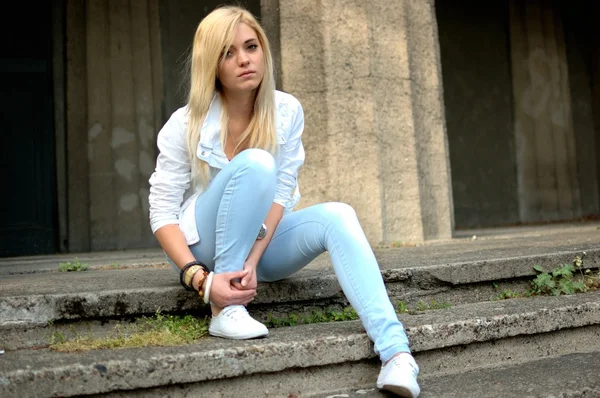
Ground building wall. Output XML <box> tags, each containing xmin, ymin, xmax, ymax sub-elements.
<box><xmin>65</xmin><ymin>0</ymin><xmax>262</xmax><ymax>252</ymax></box>
<box><xmin>436</xmin><ymin>0</ymin><xmax>519</xmax><ymax>228</ymax></box>
<box><xmin>62</xmin><ymin>0</ymin><xmax>599</xmax><ymax>253</ymax></box>
<box><xmin>278</xmin><ymin>0</ymin><xmax>454</xmax><ymax>244</ymax></box>
<box><xmin>67</xmin><ymin>0</ymin><xmax>455</xmax><ymax>249</ymax></box>
<box><xmin>437</xmin><ymin>0</ymin><xmax>599</xmax><ymax>228</ymax></box>
<box><xmin>562</xmin><ymin>2</ymin><xmax>600</xmax><ymax>217</ymax></box>
<box><xmin>66</xmin><ymin>0</ymin><xmax>163</xmax><ymax>251</ymax></box>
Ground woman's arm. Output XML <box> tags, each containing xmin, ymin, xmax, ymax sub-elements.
<box><xmin>156</xmin><ymin>224</ymin><xmax>256</xmax><ymax>306</ymax></box>
<box><xmin>155</xmin><ymin>225</ymin><xmax>196</xmax><ymax>272</ymax></box>
<box><xmin>150</xmin><ymin>109</ymin><xmax>255</xmax><ymax>307</ymax></box>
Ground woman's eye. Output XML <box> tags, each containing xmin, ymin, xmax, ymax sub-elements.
<box><xmin>225</xmin><ymin>50</ymin><xmax>233</xmax><ymax>58</ymax></box>
<box><xmin>248</xmin><ymin>44</ymin><xmax>258</xmax><ymax>51</ymax></box>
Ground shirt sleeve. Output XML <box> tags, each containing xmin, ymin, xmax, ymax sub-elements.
<box><xmin>273</xmin><ymin>100</ymin><xmax>305</xmax><ymax>208</ymax></box>
<box><xmin>148</xmin><ymin>109</ymin><xmax>192</xmax><ymax>233</ymax></box>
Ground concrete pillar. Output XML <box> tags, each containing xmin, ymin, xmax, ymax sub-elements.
<box><xmin>260</xmin><ymin>0</ymin><xmax>282</xmax><ymax>89</ymax></box>
<box><xmin>279</xmin><ymin>0</ymin><xmax>453</xmax><ymax>244</ymax></box>
<box><xmin>87</xmin><ymin>0</ymin><xmax>116</xmax><ymax>249</ymax></box>
<box><xmin>591</xmin><ymin>31</ymin><xmax>600</xmax><ymax>213</ymax></box>
<box><xmin>66</xmin><ymin>0</ymin><xmax>90</xmax><ymax>252</ymax></box>
<box><xmin>509</xmin><ymin>0</ymin><xmax>582</xmax><ymax>222</ymax></box>
<box><xmin>68</xmin><ymin>0</ymin><xmax>163</xmax><ymax>251</ymax></box>
<box><xmin>562</xmin><ymin>6</ymin><xmax>600</xmax><ymax>217</ymax></box>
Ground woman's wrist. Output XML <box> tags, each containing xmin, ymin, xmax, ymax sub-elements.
<box><xmin>191</xmin><ymin>269</ymin><xmax>206</xmax><ymax>291</ymax></box>
<box><xmin>244</xmin><ymin>259</ymin><xmax>258</xmax><ymax>270</ymax></box>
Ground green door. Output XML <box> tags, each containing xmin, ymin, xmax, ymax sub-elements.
<box><xmin>0</xmin><ymin>3</ymin><xmax>57</xmax><ymax>256</ymax></box>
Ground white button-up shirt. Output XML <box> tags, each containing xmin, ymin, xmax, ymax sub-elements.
<box><xmin>148</xmin><ymin>90</ymin><xmax>305</xmax><ymax>245</ymax></box>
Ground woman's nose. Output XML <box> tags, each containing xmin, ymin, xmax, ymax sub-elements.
<box><xmin>237</xmin><ymin>51</ymin><xmax>250</xmax><ymax>66</ymax></box>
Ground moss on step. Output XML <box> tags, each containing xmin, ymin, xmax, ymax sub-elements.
<box><xmin>48</xmin><ymin>300</ymin><xmax>454</xmax><ymax>353</ymax></box>
<box><xmin>50</xmin><ymin>312</ymin><xmax>209</xmax><ymax>353</ymax></box>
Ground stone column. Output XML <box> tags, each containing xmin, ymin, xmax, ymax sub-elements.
<box><xmin>278</xmin><ymin>0</ymin><xmax>453</xmax><ymax>244</ymax></box>
<box><xmin>509</xmin><ymin>0</ymin><xmax>582</xmax><ymax>222</ymax></box>
<box><xmin>67</xmin><ymin>0</ymin><xmax>163</xmax><ymax>251</ymax></box>
<box><xmin>66</xmin><ymin>0</ymin><xmax>90</xmax><ymax>252</ymax></box>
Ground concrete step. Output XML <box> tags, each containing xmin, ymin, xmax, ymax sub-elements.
<box><xmin>1</xmin><ymin>239</ymin><xmax>598</xmax><ymax>331</ymax></box>
<box><xmin>2</xmin><ymin>223</ymin><xmax>598</xmax><ymax>277</ymax></box>
<box><xmin>309</xmin><ymin>351</ymin><xmax>600</xmax><ymax>398</ymax></box>
<box><xmin>2</xmin><ymin>290</ymin><xmax>600</xmax><ymax>397</ymax></box>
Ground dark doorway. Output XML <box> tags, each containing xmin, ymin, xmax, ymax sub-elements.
<box><xmin>0</xmin><ymin>2</ymin><xmax>58</xmax><ymax>256</ymax></box>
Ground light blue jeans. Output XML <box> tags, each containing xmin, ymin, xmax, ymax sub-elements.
<box><xmin>185</xmin><ymin>149</ymin><xmax>410</xmax><ymax>362</ymax></box>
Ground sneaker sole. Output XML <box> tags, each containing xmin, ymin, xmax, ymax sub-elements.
<box><xmin>209</xmin><ymin>329</ymin><xmax>269</xmax><ymax>340</ymax></box>
<box><xmin>379</xmin><ymin>384</ymin><xmax>418</xmax><ymax>398</ymax></box>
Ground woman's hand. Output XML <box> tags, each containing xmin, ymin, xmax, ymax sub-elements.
<box><xmin>232</xmin><ymin>261</ymin><xmax>258</xmax><ymax>291</ymax></box>
<box><xmin>207</xmin><ymin>270</ymin><xmax>256</xmax><ymax>308</ymax></box>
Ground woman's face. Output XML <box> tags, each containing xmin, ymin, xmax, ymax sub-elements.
<box><xmin>217</xmin><ymin>23</ymin><xmax>265</xmax><ymax>95</ymax></box>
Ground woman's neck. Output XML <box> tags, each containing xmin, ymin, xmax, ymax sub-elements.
<box><xmin>223</xmin><ymin>89</ymin><xmax>255</xmax><ymax>121</ymax></box>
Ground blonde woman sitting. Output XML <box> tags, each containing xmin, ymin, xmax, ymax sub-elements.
<box><xmin>148</xmin><ymin>6</ymin><xmax>420</xmax><ymax>397</ymax></box>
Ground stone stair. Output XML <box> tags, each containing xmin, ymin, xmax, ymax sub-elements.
<box><xmin>0</xmin><ymin>223</ymin><xmax>599</xmax><ymax>397</ymax></box>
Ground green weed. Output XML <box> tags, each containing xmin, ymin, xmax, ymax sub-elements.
<box><xmin>58</xmin><ymin>258</ymin><xmax>88</xmax><ymax>272</ymax></box>
<box><xmin>492</xmin><ymin>255</ymin><xmax>597</xmax><ymax>300</ymax></box>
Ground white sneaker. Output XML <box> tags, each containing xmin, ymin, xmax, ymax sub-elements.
<box><xmin>208</xmin><ymin>305</ymin><xmax>269</xmax><ymax>340</ymax></box>
<box><xmin>376</xmin><ymin>353</ymin><xmax>420</xmax><ymax>397</ymax></box>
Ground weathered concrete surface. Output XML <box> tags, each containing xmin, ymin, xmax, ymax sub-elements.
<box><xmin>0</xmin><ymin>225</ymin><xmax>598</xmax><ymax>327</ymax></box>
<box><xmin>1</xmin><ymin>222</ymin><xmax>597</xmax><ymax>275</ymax></box>
<box><xmin>1</xmin><ymin>222</ymin><xmax>597</xmax><ymax>276</ymax></box>
<box><xmin>310</xmin><ymin>351</ymin><xmax>600</xmax><ymax>398</ymax></box>
<box><xmin>1</xmin><ymin>291</ymin><xmax>600</xmax><ymax>397</ymax></box>
<box><xmin>402</xmin><ymin>290</ymin><xmax>600</xmax><ymax>351</ymax></box>
<box><xmin>78</xmin><ymin>0</ymin><xmax>163</xmax><ymax>250</ymax></box>
<box><xmin>0</xmin><ymin>248</ymin><xmax>168</xmax><ymax>275</ymax></box>
<box><xmin>423</xmin><ymin>351</ymin><xmax>600</xmax><ymax>397</ymax></box>
<box><xmin>96</xmin><ymin>360</ymin><xmax>381</xmax><ymax>398</ymax></box>
<box><xmin>53</xmin><ymin>326</ymin><xmax>600</xmax><ymax>397</ymax></box>
<box><xmin>93</xmin><ymin>341</ymin><xmax>600</xmax><ymax>397</ymax></box>
<box><xmin>417</xmin><ymin>324</ymin><xmax>600</xmax><ymax>377</ymax></box>
<box><xmin>436</xmin><ymin>0</ymin><xmax>519</xmax><ymax>229</ymax></box>
<box><xmin>1</xmin><ymin>243</ymin><xmax>598</xmax><ymax>327</ymax></box>
<box><xmin>279</xmin><ymin>0</ymin><xmax>452</xmax><ymax>244</ymax></box>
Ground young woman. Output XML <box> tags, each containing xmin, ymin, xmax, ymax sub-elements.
<box><xmin>148</xmin><ymin>6</ymin><xmax>420</xmax><ymax>397</ymax></box>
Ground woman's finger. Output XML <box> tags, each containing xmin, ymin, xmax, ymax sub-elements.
<box><xmin>222</xmin><ymin>270</ymin><xmax>249</xmax><ymax>282</ymax></box>
<box><xmin>231</xmin><ymin>280</ymin><xmax>244</xmax><ymax>290</ymax></box>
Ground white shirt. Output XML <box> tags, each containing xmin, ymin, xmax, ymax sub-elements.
<box><xmin>148</xmin><ymin>90</ymin><xmax>305</xmax><ymax>245</ymax></box>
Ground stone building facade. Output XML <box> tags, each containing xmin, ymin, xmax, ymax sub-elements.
<box><xmin>2</xmin><ymin>0</ymin><xmax>598</xmax><ymax>256</ymax></box>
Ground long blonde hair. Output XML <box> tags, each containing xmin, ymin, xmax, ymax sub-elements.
<box><xmin>186</xmin><ymin>6</ymin><xmax>277</xmax><ymax>187</ymax></box>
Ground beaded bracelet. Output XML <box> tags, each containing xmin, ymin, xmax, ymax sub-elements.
<box><xmin>179</xmin><ymin>261</ymin><xmax>209</xmax><ymax>291</ymax></box>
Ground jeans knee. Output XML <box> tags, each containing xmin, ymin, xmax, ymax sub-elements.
<box><xmin>237</xmin><ymin>148</ymin><xmax>276</xmax><ymax>177</ymax></box>
<box><xmin>320</xmin><ymin>202</ymin><xmax>357</xmax><ymax>224</ymax></box>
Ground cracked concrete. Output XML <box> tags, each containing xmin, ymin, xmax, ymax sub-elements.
<box><xmin>1</xmin><ymin>291</ymin><xmax>600</xmax><ymax>397</ymax></box>
<box><xmin>0</xmin><ymin>226</ymin><xmax>598</xmax><ymax>329</ymax></box>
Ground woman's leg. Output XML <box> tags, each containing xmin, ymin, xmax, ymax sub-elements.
<box><xmin>187</xmin><ymin>149</ymin><xmax>276</xmax><ymax>273</ymax></box>
<box><xmin>257</xmin><ymin>202</ymin><xmax>410</xmax><ymax>363</ymax></box>
<box><xmin>181</xmin><ymin>149</ymin><xmax>276</xmax><ymax>339</ymax></box>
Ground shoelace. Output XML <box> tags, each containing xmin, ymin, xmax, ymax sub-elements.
<box><xmin>389</xmin><ymin>356</ymin><xmax>419</xmax><ymax>378</ymax></box>
<box><xmin>220</xmin><ymin>305</ymin><xmax>249</xmax><ymax>321</ymax></box>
